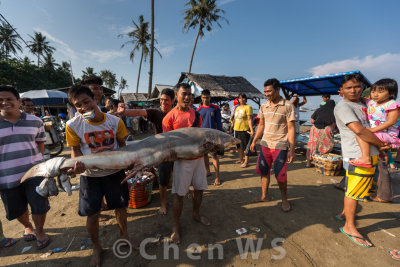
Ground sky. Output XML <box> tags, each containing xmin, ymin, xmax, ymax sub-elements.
<box><xmin>1</xmin><ymin>0</ymin><xmax>400</xmax><ymax>109</ymax></box>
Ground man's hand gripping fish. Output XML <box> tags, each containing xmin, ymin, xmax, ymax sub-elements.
<box><xmin>21</xmin><ymin>128</ymin><xmax>240</xmax><ymax>197</ymax></box>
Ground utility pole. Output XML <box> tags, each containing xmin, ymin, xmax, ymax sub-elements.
<box><xmin>69</xmin><ymin>60</ymin><xmax>75</xmax><ymax>85</ymax></box>
<box><xmin>148</xmin><ymin>0</ymin><xmax>154</xmax><ymax>98</ymax></box>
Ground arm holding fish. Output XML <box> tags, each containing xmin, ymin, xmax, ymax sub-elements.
<box><xmin>65</xmin><ymin>124</ymin><xmax>86</xmax><ymax>174</ymax></box>
<box><xmin>116</xmin><ymin>119</ymin><xmax>128</xmax><ymax>148</ymax></box>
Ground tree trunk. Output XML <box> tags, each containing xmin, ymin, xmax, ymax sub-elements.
<box><xmin>136</xmin><ymin>52</ymin><xmax>144</xmax><ymax>94</ymax></box>
<box><xmin>188</xmin><ymin>16</ymin><xmax>203</xmax><ymax>73</ymax></box>
<box><xmin>148</xmin><ymin>0</ymin><xmax>155</xmax><ymax>98</ymax></box>
<box><xmin>37</xmin><ymin>53</ymin><xmax>40</xmax><ymax>67</ymax></box>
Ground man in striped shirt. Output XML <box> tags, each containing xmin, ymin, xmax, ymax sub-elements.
<box><xmin>250</xmin><ymin>78</ymin><xmax>296</xmax><ymax>212</ymax></box>
<box><xmin>0</xmin><ymin>85</ymin><xmax>50</xmax><ymax>249</ymax></box>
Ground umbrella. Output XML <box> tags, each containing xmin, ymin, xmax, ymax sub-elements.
<box><xmin>20</xmin><ymin>90</ymin><xmax>69</xmax><ymax>105</ymax></box>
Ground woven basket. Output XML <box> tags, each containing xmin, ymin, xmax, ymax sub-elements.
<box><xmin>128</xmin><ymin>171</ymin><xmax>155</xmax><ymax>209</ymax></box>
<box><xmin>313</xmin><ymin>153</ymin><xmax>343</xmax><ymax>176</ymax></box>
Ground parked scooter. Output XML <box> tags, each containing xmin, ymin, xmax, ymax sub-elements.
<box><xmin>42</xmin><ymin>116</ymin><xmax>64</xmax><ymax>159</ymax></box>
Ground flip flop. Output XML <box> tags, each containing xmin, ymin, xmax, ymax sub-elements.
<box><xmin>335</xmin><ymin>215</ymin><xmax>345</xmax><ymax>221</ymax></box>
<box><xmin>388</xmin><ymin>250</ymin><xmax>400</xmax><ymax>261</ymax></box>
<box><xmin>370</xmin><ymin>195</ymin><xmax>391</xmax><ymax>203</ymax></box>
<box><xmin>348</xmin><ymin>159</ymin><xmax>372</xmax><ymax>168</ymax></box>
<box><xmin>23</xmin><ymin>233</ymin><xmax>36</xmax><ymax>242</ymax></box>
<box><xmin>0</xmin><ymin>238</ymin><xmax>17</xmax><ymax>248</ymax></box>
<box><xmin>37</xmin><ymin>235</ymin><xmax>51</xmax><ymax>250</ymax></box>
<box><xmin>339</xmin><ymin>227</ymin><xmax>372</xmax><ymax>248</ymax></box>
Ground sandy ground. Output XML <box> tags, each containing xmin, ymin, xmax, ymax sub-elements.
<box><xmin>1</xmin><ymin>134</ymin><xmax>400</xmax><ymax>266</ymax></box>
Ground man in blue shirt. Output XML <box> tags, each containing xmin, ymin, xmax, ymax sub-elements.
<box><xmin>197</xmin><ymin>89</ymin><xmax>223</xmax><ymax>185</ymax></box>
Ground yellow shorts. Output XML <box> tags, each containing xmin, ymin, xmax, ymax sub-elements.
<box><xmin>345</xmin><ymin>155</ymin><xmax>378</xmax><ymax>202</ymax></box>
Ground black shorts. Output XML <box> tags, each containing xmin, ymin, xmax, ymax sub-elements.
<box><xmin>158</xmin><ymin>161</ymin><xmax>174</xmax><ymax>187</ymax></box>
<box><xmin>79</xmin><ymin>170</ymin><xmax>129</xmax><ymax>216</ymax></box>
<box><xmin>236</xmin><ymin>131</ymin><xmax>250</xmax><ymax>150</ymax></box>
<box><xmin>0</xmin><ymin>177</ymin><xmax>50</xmax><ymax>220</ymax></box>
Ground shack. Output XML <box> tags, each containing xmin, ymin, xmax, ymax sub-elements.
<box><xmin>177</xmin><ymin>72</ymin><xmax>265</xmax><ymax>106</ymax></box>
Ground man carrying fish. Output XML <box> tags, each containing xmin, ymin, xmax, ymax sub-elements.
<box><xmin>116</xmin><ymin>88</ymin><xmax>176</xmax><ymax>215</ymax></box>
<box><xmin>162</xmin><ymin>83</ymin><xmax>210</xmax><ymax>244</ymax></box>
<box><xmin>0</xmin><ymin>85</ymin><xmax>50</xmax><ymax>250</ymax></box>
<box><xmin>65</xmin><ymin>84</ymin><xmax>134</xmax><ymax>267</ymax></box>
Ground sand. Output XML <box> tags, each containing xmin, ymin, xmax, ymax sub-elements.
<box><xmin>1</xmin><ymin>140</ymin><xmax>399</xmax><ymax>266</ymax></box>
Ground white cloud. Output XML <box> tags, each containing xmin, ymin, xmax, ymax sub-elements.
<box><xmin>34</xmin><ymin>27</ymin><xmax>77</xmax><ymax>60</ymax></box>
<box><xmin>83</xmin><ymin>49</ymin><xmax>125</xmax><ymax>63</ymax></box>
<box><xmin>309</xmin><ymin>53</ymin><xmax>400</xmax><ymax>82</ymax></box>
<box><xmin>159</xmin><ymin>45</ymin><xmax>176</xmax><ymax>58</ymax></box>
<box><xmin>119</xmin><ymin>25</ymin><xmax>135</xmax><ymax>35</ymax></box>
<box><xmin>219</xmin><ymin>0</ymin><xmax>236</xmax><ymax>5</ymax></box>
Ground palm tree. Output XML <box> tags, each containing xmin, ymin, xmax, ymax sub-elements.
<box><xmin>100</xmin><ymin>69</ymin><xmax>118</xmax><ymax>89</ymax></box>
<box><xmin>27</xmin><ymin>32</ymin><xmax>55</xmax><ymax>66</ymax></box>
<box><xmin>0</xmin><ymin>22</ymin><xmax>22</xmax><ymax>61</ymax></box>
<box><xmin>118</xmin><ymin>77</ymin><xmax>128</xmax><ymax>99</ymax></box>
<box><xmin>43</xmin><ymin>52</ymin><xmax>58</xmax><ymax>70</ymax></box>
<box><xmin>81</xmin><ymin>67</ymin><xmax>96</xmax><ymax>80</ymax></box>
<box><xmin>183</xmin><ymin>0</ymin><xmax>228</xmax><ymax>73</ymax></box>
<box><xmin>148</xmin><ymin>0</ymin><xmax>155</xmax><ymax>97</ymax></box>
<box><xmin>119</xmin><ymin>15</ymin><xmax>161</xmax><ymax>94</ymax></box>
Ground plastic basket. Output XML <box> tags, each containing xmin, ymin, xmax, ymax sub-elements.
<box><xmin>313</xmin><ymin>153</ymin><xmax>343</xmax><ymax>176</ymax></box>
<box><xmin>128</xmin><ymin>172</ymin><xmax>155</xmax><ymax>209</ymax></box>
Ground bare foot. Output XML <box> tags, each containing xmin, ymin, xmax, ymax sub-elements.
<box><xmin>234</xmin><ymin>160</ymin><xmax>243</xmax><ymax>164</ymax></box>
<box><xmin>213</xmin><ymin>178</ymin><xmax>222</xmax><ymax>186</ymax></box>
<box><xmin>157</xmin><ymin>206</ymin><xmax>167</xmax><ymax>215</ymax></box>
<box><xmin>281</xmin><ymin>200</ymin><xmax>292</xmax><ymax>212</ymax></box>
<box><xmin>349</xmin><ymin>158</ymin><xmax>372</xmax><ymax>167</ymax></box>
<box><xmin>171</xmin><ymin>226</ymin><xmax>181</xmax><ymax>244</ymax></box>
<box><xmin>252</xmin><ymin>197</ymin><xmax>270</xmax><ymax>203</ymax></box>
<box><xmin>193</xmin><ymin>215</ymin><xmax>211</xmax><ymax>226</ymax></box>
<box><xmin>342</xmin><ymin>226</ymin><xmax>372</xmax><ymax>247</ymax></box>
<box><xmin>89</xmin><ymin>246</ymin><xmax>103</xmax><ymax>267</ymax></box>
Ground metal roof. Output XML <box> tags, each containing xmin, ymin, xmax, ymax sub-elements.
<box><xmin>280</xmin><ymin>71</ymin><xmax>371</xmax><ymax>97</ymax></box>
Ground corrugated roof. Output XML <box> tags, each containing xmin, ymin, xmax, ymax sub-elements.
<box><xmin>178</xmin><ymin>72</ymin><xmax>264</xmax><ymax>100</ymax></box>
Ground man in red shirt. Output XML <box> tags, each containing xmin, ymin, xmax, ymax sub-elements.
<box><xmin>162</xmin><ymin>83</ymin><xmax>210</xmax><ymax>244</ymax></box>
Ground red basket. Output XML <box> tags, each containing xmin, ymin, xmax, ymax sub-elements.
<box><xmin>128</xmin><ymin>170</ymin><xmax>156</xmax><ymax>209</ymax></box>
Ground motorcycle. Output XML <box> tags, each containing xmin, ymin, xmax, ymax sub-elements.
<box><xmin>42</xmin><ymin>116</ymin><xmax>64</xmax><ymax>159</ymax></box>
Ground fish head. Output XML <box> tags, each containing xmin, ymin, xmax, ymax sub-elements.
<box><xmin>201</xmin><ymin>128</ymin><xmax>241</xmax><ymax>152</ymax></box>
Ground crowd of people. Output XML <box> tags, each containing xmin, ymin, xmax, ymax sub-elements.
<box><xmin>0</xmin><ymin>72</ymin><xmax>399</xmax><ymax>265</ymax></box>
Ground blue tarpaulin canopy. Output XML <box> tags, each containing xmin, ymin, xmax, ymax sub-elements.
<box><xmin>20</xmin><ymin>89</ymin><xmax>69</xmax><ymax>105</ymax></box>
<box><xmin>280</xmin><ymin>71</ymin><xmax>371</xmax><ymax>97</ymax></box>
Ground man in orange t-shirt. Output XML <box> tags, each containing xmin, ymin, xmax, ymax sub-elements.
<box><xmin>162</xmin><ymin>83</ymin><xmax>210</xmax><ymax>244</ymax></box>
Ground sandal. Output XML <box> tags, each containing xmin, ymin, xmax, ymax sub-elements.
<box><xmin>234</xmin><ymin>160</ymin><xmax>243</xmax><ymax>164</ymax></box>
<box><xmin>23</xmin><ymin>233</ymin><xmax>36</xmax><ymax>242</ymax></box>
<box><xmin>388</xmin><ymin>250</ymin><xmax>400</xmax><ymax>261</ymax></box>
<box><xmin>0</xmin><ymin>238</ymin><xmax>17</xmax><ymax>248</ymax></box>
<box><xmin>37</xmin><ymin>235</ymin><xmax>51</xmax><ymax>250</ymax></box>
<box><xmin>348</xmin><ymin>159</ymin><xmax>372</xmax><ymax>168</ymax></box>
<box><xmin>339</xmin><ymin>227</ymin><xmax>372</xmax><ymax>248</ymax></box>
<box><xmin>370</xmin><ymin>195</ymin><xmax>391</xmax><ymax>203</ymax></box>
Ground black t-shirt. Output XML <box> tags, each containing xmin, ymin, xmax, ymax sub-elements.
<box><xmin>146</xmin><ymin>108</ymin><xmax>166</xmax><ymax>134</ymax></box>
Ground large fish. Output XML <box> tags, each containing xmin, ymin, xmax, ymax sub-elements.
<box><xmin>21</xmin><ymin>128</ymin><xmax>240</xmax><ymax>196</ymax></box>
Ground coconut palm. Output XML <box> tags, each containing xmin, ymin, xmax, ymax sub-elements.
<box><xmin>119</xmin><ymin>15</ymin><xmax>161</xmax><ymax>94</ymax></box>
<box><xmin>43</xmin><ymin>52</ymin><xmax>58</xmax><ymax>70</ymax></box>
<box><xmin>183</xmin><ymin>0</ymin><xmax>228</xmax><ymax>73</ymax></box>
<box><xmin>27</xmin><ymin>32</ymin><xmax>55</xmax><ymax>66</ymax></box>
<box><xmin>81</xmin><ymin>67</ymin><xmax>96</xmax><ymax>80</ymax></box>
<box><xmin>100</xmin><ymin>69</ymin><xmax>118</xmax><ymax>89</ymax></box>
<box><xmin>0</xmin><ymin>22</ymin><xmax>23</xmax><ymax>61</ymax></box>
<box><xmin>118</xmin><ymin>77</ymin><xmax>128</xmax><ymax>99</ymax></box>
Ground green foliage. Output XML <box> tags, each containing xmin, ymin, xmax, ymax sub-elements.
<box><xmin>0</xmin><ymin>58</ymin><xmax>75</xmax><ymax>92</ymax></box>
<box><xmin>100</xmin><ymin>69</ymin><xmax>118</xmax><ymax>89</ymax></box>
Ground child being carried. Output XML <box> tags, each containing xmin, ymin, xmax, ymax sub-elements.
<box><xmin>350</xmin><ymin>78</ymin><xmax>400</xmax><ymax>167</ymax></box>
